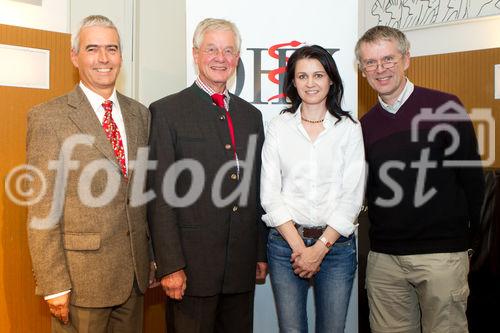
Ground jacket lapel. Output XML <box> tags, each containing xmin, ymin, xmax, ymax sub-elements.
<box><xmin>227</xmin><ymin>94</ymin><xmax>257</xmax><ymax>160</ymax></box>
<box><xmin>118</xmin><ymin>92</ymin><xmax>138</xmax><ymax>165</ymax></box>
<box><xmin>66</xmin><ymin>86</ymin><xmax>119</xmax><ymax>170</ymax></box>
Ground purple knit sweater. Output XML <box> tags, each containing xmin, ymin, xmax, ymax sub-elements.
<box><xmin>361</xmin><ymin>86</ymin><xmax>485</xmax><ymax>255</ymax></box>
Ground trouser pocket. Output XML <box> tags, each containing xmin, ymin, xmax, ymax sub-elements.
<box><xmin>449</xmin><ymin>286</ymin><xmax>469</xmax><ymax>333</ymax></box>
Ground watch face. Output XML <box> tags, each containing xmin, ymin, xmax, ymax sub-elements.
<box><xmin>320</xmin><ymin>237</ymin><xmax>332</xmax><ymax>248</ymax></box>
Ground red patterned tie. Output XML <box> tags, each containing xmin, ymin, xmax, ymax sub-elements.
<box><xmin>102</xmin><ymin>100</ymin><xmax>127</xmax><ymax>178</ymax></box>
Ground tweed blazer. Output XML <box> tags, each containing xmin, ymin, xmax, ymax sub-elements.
<box><xmin>148</xmin><ymin>83</ymin><xmax>268</xmax><ymax>297</ymax></box>
<box><xmin>27</xmin><ymin>86</ymin><xmax>150</xmax><ymax>307</ymax></box>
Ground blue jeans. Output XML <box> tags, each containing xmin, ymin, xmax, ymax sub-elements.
<box><xmin>267</xmin><ymin>228</ymin><xmax>357</xmax><ymax>333</ymax></box>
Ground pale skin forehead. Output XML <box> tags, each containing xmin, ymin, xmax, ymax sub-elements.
<box><xmin>77</xmin><ymin>26</ymin><xmax>120</xmax><ymax>50</ymax></box>
<box><xmin>295</xmin><ymin>58</ymin><xmax>327</xmax><ymax>73</ymax></box>
<box><xmin>200</xmin><ymin>29</ymin><xmax>237</xmax><ymax>47</ymax></box>
<box><xmin>359</xmin><ymin>39</ymin><xmax>401</xmax><ymax>60</ymax></box>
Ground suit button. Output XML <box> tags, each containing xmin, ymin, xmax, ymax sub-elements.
<box><xmin>225</xmin><ymin>144</ymin><xmax>232</xmax><ymax>150</ymax></box>
<box><xmin>232</xmin><ymin>205</ymin><xmax>238</xmax><ymax>212</ymax></box>
<box><xmin>230</xmin><ymin>173</ymin><xmax>237</xmax><ymax>180</ymax></box>
<box><xmin>126</xmin><ymin>231</ymin><xmax>130</xmax><ymax>236</ymax></box>
<box><xmin>127</xmin><ymin>198</ymin><xmax>130</xmax><ymax>205</ymax></box>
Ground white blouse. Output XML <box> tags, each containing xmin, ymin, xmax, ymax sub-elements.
<box><xmin>260</xmin><ymin>109</ymin><xmax>366</xmax><ymax>237</ymax></box>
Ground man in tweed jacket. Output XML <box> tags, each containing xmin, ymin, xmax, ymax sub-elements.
<box><xmin>27</xmin><ymin>15</ymin><xmax>150</xmax><ymax>332</ymax></box>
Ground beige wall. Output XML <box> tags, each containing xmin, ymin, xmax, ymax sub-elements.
<box><xmin>136</xmin><ymin>0</ymin><xmax>187</xmax><ymax>106</ymax></box>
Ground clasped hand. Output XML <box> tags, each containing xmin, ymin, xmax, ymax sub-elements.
<box><xmin>291</xmin><ymin>243</ymin><xmax>329</xmax><ymax>279</ymax></box>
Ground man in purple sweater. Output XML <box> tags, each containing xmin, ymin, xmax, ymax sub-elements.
<box><xmin>356</xmin><ymin>26</ymin><xmax>485</xmax><ymax>333</ymax></box>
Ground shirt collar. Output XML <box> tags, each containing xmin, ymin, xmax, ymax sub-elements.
<box><xmin>79</xmin><ymin>81</ymin><xmax>118</xmax><ymax>112</ymax></box>
<box><xmin>195</xmin><ymin>76</ymin><xmax>230</xmax><ymax>100</ymax></box>
<box><xmin>378</xmin><ymin>78</ymin><xmax>414</xmax><ymax>114</ymax></box>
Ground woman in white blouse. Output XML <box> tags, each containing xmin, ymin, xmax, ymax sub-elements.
<box><xmin>261</xmin><ymin>45</ymin><xmax>366</xmax><ymax>333</ymax></box>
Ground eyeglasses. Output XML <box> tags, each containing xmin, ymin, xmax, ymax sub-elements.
<box><xmin>361</xmin><ymin>55</ymin><xmax>402</xmax><ymax>72</ymax></box>
<box><xmin>200</xmin><ymin>46</ymin><xmax>237</xmax><ymax>58</ymax></box>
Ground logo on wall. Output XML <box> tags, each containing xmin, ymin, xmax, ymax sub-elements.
<box><xmin>234</xmin><ymin>41</ymin><xmax>339</xmax><ymax>105</ymax></box>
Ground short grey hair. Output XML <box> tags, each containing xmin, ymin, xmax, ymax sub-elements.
<box><xmin>355</xmin><ymin>25</ymin><xmax>410</xmax><ymax>62</ymax></box>
<box><xmin>72</xmin><ymin>15</ymin><xmax>121</xmax><ymax>53</ymax></box>
<box><xmin>193</xmin><ymin>18</ymin><xmax>241</xmax><ymax>53</ymax></box>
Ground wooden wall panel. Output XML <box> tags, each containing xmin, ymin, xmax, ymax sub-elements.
<box><xmin>0</xmin><ymin>24</ymin><xmax>76</xmax><ymax>333</ymax></box>
<box><xmin>144</xmin><ymin>286</ymin><xmax>167</xmax><ymax>332</ymax></box>
<box><xmin>358</xmin><ymin>48</ymin><xmax>500</xmax><ymax>168</ymax></box>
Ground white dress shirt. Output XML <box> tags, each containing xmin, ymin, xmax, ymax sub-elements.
<box><xmin>260</xmin><ymin>109</ymin><xmax>366</xmax><ymax>237</ymax></box>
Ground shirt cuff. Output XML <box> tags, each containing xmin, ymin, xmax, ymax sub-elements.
<box><xmin>44</xmin><ymin>290</ymin><xmax>71</xmax><ymax>300</ymax></box>
<box><xmin>326</xmin><ymin>215</ymin><xmax>358</xmax><ymax>238</ymax></box>
<box><xmin>261</xmin><ymin>206</ymin><xmax>293</xmax><ymax>228</ymax></box>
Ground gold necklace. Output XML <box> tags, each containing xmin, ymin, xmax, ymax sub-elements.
<box><xmin>301</xmin><ymin>116</ymin><xmax>324</xmax><ymax>124</ymax></box>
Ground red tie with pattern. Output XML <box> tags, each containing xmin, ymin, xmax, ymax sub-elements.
<box><xmin>102</xmin><ymin>100</ymin><xmax>127</xmax><ymax>178</ymax></box>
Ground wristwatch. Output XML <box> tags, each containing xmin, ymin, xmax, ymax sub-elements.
<box><xmin>319</xmin><ymin>236</ymin><xmax>332</xmax><ymax>249</ymax></box>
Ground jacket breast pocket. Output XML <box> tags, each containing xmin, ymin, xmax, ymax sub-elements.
<box><xmin>176</xmin><ymin>135</ymin><xmax>207</xmax><ymax>159</ymax></box>
<box><xmin>63</xmin><ymin>232</ymin><xmax>101</xmax><ymax>251</ymax></box>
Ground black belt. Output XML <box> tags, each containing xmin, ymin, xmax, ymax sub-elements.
<box><xmin>294</xmin><ymin>224</ymin><xmax>326</xmax><ymax>239</ymax></box>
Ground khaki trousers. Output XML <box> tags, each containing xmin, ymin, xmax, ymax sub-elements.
<box><xmin>366</xmin><ymin>251</ymin><xmax>470</xmax><ymax>333</ymax></box>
